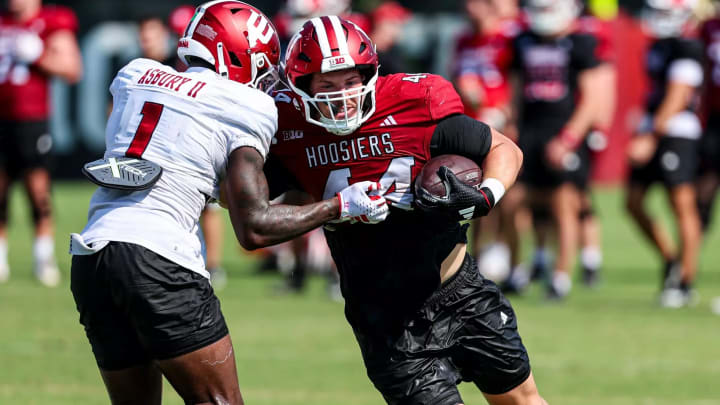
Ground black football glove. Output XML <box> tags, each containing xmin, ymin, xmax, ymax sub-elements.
<box><xmin>414</xmin><ymin>166</ymin><xmax>495</xmax><ymax>221</ymax></box>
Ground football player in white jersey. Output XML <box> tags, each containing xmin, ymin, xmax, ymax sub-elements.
<box><xmin>68</xmin><ymin>2</ymin><xmax>389</xmax><ymax>404</ymax></box>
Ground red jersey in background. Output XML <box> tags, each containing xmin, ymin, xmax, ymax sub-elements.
<box><xmin>0</xmin><ymin>5</ymin><xmax>77</xmax><ymax>121</ymax></box>
<box><xmin>452</xmin><ymin>20</ymin><xmax>518</xmax><ymax>118</ymax></box>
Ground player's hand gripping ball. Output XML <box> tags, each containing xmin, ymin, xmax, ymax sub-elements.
<box><xmin>414</xmin><ymin>154</ymin><xmax>492</xmax><ymax>221</ymax></box>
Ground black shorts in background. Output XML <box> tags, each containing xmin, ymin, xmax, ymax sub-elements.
<box><xmin>70</xmin><ymin>242</ymin><xmax>228</xmax><ymax>371</ymax></box>
<box><xmin>518</xmin><ymin>128</ymin><xmax>592</xmax><ymax>190</ymax></box>
<box><xmin>0</xmin><ymin>120</ymin><xmax>53</xmax><ymax>177</ymax></box>
<box><xmin>630</xmin><ymin>137</ymin><xmax>699</xmax><ymax>187</ymax></box>
<box><xmin>354</xmin><ymin>255</ymin><xmax>531</xmax><ymax>405</ymax></box>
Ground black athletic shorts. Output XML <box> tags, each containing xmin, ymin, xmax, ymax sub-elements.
<box><xmin>699</xmin><ymin>117</ymin><xmax>720</xmax><ymax>174</ymax></box>
<box><xmin>518</xmin><ymin>129</ymin><xmax>591</xmax><ymax>190</ymax></box>
<box><xmin>630</xmin><ymin>137</ymin><xmax>699</xmax><ymax>187</ymax></box>
<box><xmin>0</xmin><ymin>120</ymin><xmax>53</xmax><ymax>177</ymax></box>
<box><xmin>70</xmin><ymin>241</ymin><xmax>228</xmax><ymax>371</ymax></box>
<box><xmin>353</xmin><ymin>255</ymin><xmax>531</xmax><ymax>405</ymax></box>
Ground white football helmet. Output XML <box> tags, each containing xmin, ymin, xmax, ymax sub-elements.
<box><xmin>524</xmin><ymin>0</ymin><xmax>581</xmax><ymax>36</ymax></box>
<box><xmin>642</xmin><ymin>0</ymin><xmax>697</xmax><ymax>38</ymax></box>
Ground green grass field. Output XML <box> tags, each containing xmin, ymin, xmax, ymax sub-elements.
<box><xmin>1</xmin><ymin>181</ymin><xmax>719</xmax><ymax>404</ymax></box>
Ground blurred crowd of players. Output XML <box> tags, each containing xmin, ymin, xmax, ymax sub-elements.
<box><xmin>1</xmin><ymin>0</ymin><xmax>720</xmax><ymax>309</ymax></box>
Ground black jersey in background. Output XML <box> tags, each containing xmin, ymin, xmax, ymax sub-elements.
<box><xmin>512</xmin><ymin>31</ymin><xmax>602</xmax><ymax>138</ymax></box>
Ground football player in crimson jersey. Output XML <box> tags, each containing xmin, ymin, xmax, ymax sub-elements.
<box><xmin>0</xmin><ymin>0</ymin><xmax>82</xmax><ymax>286</ymax></box>
<box><xmin>626</xmin><ymin>0</ymin><xmax>703</xmax><ymax>308</ymax></box>
<box><xmin>504</xmin><ymin>0</ymin><xmax>613</xmax><ymax>299</ymax></box>
<box><xmin>70</xmin><ymin>3</ymin><xmax>388</xmax><ymax>404</ymax></box>
<box><xmin>267</xmin><ymin>16</ymin><xmax>547</xmax><ymax>405</ymax></box>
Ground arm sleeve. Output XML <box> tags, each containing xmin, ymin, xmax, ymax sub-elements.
<box><xmin>429</xmin><ymin>114</ymin><xmax>493</xmax><ymax>165</ymax></box>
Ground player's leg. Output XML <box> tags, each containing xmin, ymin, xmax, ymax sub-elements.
<box><xmin>201</xmin><ymin>204</ymin><xmax>227</xmax><ymax>289</ymax></box>
<box><xmin>17</xmin><ymin>121</ymin><xmax>58</xmax><ymax>286</ymax></box>
<box><xmin>548</xmin><ymin>183</ymin><xmax>581</xmax><ymax>299</ymax></box>
<box><xmin>579</xmin><ymin>191</ymin><xmax>602</xmax><ymax>287</ymax></box>
<box><xmin>527</xmin><ymin>189</ymin><xmax>553</xmax><ymax>284</ymax></box>
<box><xmin>483</xmin><ymin>373</ymin><xmax>547</xmax><ymax>405</ymax></box>
<box><xmin>23</xmin><ymin>166</ymin><xmax>60</xmax><ymax>286</ymax></box>
<box><xmin>667</xmin><ymin>184</ymin><xmax>701</xmax><ymax>290</ymax></box>
<box><xmin>100</xmin><ymin>365</ymin><xmax>163</xmax><ymax>405</ymax></box>
<box><xmin>0</xmin><ymin>169</ymin><xmax>11</xmax><ymax>283</ymax></box>
<box><xmin>625</xmin><ymin>183</ymin><xmax>676</xmax><ymax>264</ymax></box>
<box><xmin>695</xmin><ymin>170</ymin><xmax>719</xmax><ymax>234</ymax></box>
<box><xmin>155</xmin><ymin>335</ymin><xmax>243</xmax><ymax>404</ymax></box>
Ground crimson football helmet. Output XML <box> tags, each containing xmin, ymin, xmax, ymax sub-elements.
<box><xmin>524</xmin><ymin>0</ymin><xmax>581</xmax><ymax>36</ymax></box>
<box><xmin>642</xmin><ymin>0</ymin><xmax>697</xmax><ymax>38</ymax></box>
<box><xmin>284</xmin><ymin>16</ymin><xmax>378</xmax><ymax>136</ymax></box>
<box><xmin>177</xmin><ymin>1</ymin><xmax>280</xmax><ymax>91</ymax></box>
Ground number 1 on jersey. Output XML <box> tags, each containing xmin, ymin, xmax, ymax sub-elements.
<box><xmin>126</xmin><ymin>101</ymin><xmax>164</xmax><ymax>158</ymax></box>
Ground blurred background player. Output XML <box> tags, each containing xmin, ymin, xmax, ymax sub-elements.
<box><xmin>510</xmin><ymin>0</ymin><xmax>612</xmax><ymax>299</ymax></box>
<box><xmin>697</xmin><ymin>2</ymin><xmax>720</xmax><ymax>237</ymax></box>
<box><xmin>533</xmin><ymin>5</ymin><xmax>618</xmax><ymax>288</ymax></box>
<box><xmin>0</xmin><ymin>0</ymin><xmax>82</xmax><ymax>285</ymax></box>
<box><xmin>451</xmin><ymin>0</ymin><xmax>522</xmax><ymax>287</ymax></box>
<box><xmin>626</xmin><ymin>0</ymin><xmax>703</xmax><ymax>308</ymax></box>
<box><xmin>369</xmin><ymin>1</ymin><xmax>411</xmax><ymax>75</ymax></box>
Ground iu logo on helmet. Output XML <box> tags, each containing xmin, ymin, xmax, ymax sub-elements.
<box><xmin>247</xmin><ymin>10</ymin><xmax>275</xmax><ymax>46</ymax></box>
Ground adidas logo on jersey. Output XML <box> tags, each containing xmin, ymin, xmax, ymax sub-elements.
<box><xmin>379</xmin><ymin>115</ymin><xmax>397</xmax><ymax>127</ymax></box>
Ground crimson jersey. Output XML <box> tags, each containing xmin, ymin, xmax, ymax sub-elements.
<box><xmin>0</xmin><ymin>6</ymin><xmax>77</xmax><ymax>121</ymax></box>
<box><xmin>267</xmin><ymin>74</ymin><xmax>471</xmax><ymax>334</ymax></box>
<box><xmin>701</xmin><ymin>18</ymin><xmax>720</xmax><ymax>116</ymax></box>
<box><xmin>452</xmin><ymin>20</ymin><xmax>518</xmax><ymax>116</ymax></box>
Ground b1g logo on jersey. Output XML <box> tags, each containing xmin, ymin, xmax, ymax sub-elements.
<box><xmin>282</xmin><ymin>130</ymin><xmax>304</xmax><ymax>141</ymax></box>
<box><xmin>247</xmin><ymin>10</ymin><xmax>275</xmax><ymax>46</ymax></box>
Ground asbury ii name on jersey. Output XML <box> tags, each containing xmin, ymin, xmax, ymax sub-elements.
<box><xmin>73</xmin><ymin>58</ymin><xmax>277</xmax><ymax>277</ymax></box>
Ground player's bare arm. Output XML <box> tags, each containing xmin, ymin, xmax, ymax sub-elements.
<box><xmin>546</xmin><ymin>64</ymin><xmax>607</xmax><ymax>168</ymax></box>
<box><xmin>483</xmin><ymin>128</ymin><xmax>523</xmax><ymax>190</ymax></box>
<box><xmin>37</xmin><ymin>30</ymin><xmax>82</xmax><ymax>83</ymax></box>
<box><xmin>225</xmin><ymin>146</ymin><xmax>340</xmax><ymax>250</ymax></box>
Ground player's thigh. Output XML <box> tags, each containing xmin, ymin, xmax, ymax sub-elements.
<box><xmin>361</xmin><ymin>353</ymin><xmax>463</xmax><ymax>405</ymax></box>
<box><xmin>482</xmin><ymin>372</ymin><xmax>547</xmax><ymax>405</ymax></box>
<box><xmin>156</xmin><ymin>334</ymin><xmax>243</xmax><ymax>405</ymax></box>
<box><xmin>99</xmin><ymin>363</ymin><xmax>163</xmax><ymax>405</ymax></box>
<box><xmin>449</xmin><ymin>269</ymin><xmax>531</xmax><ymax>396</ymax></box>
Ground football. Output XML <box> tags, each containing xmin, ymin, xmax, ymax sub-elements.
<box><xmin>414</xmin><ymin>154</ymin><xmax>483</xmax><ymax>198</ymax></box>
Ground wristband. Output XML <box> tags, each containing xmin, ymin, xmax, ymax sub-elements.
<box><xmin>558</xmin><ymin>129</ymin><xmax>583</xmax><ymax>150</ymax></box>
<box><xmin>479</xmin><ymin>178</ymin><xmax>505</xmax><ymax>204</ymax></box>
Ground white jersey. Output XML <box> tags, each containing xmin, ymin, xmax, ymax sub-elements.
<box><xmin>71</xmin><ymin>58</ymin><xmax>277</xmax><ymax>277</ymax></box>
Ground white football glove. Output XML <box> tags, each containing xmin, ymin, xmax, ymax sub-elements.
<box><xmin>13</xmin><ymin>32</ymin><xmax>44</xmax><ymax>64</ymax></box>
<box><xmin>336</xmin><ymin>181</ymin><xmax>389</xmax><ymax>224</ymax></box>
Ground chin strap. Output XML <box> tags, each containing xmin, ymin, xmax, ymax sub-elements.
<box><xmin>216</xmin><ymin>42</ymin><xmax>228</xmax><ymax>78</ymax></box>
